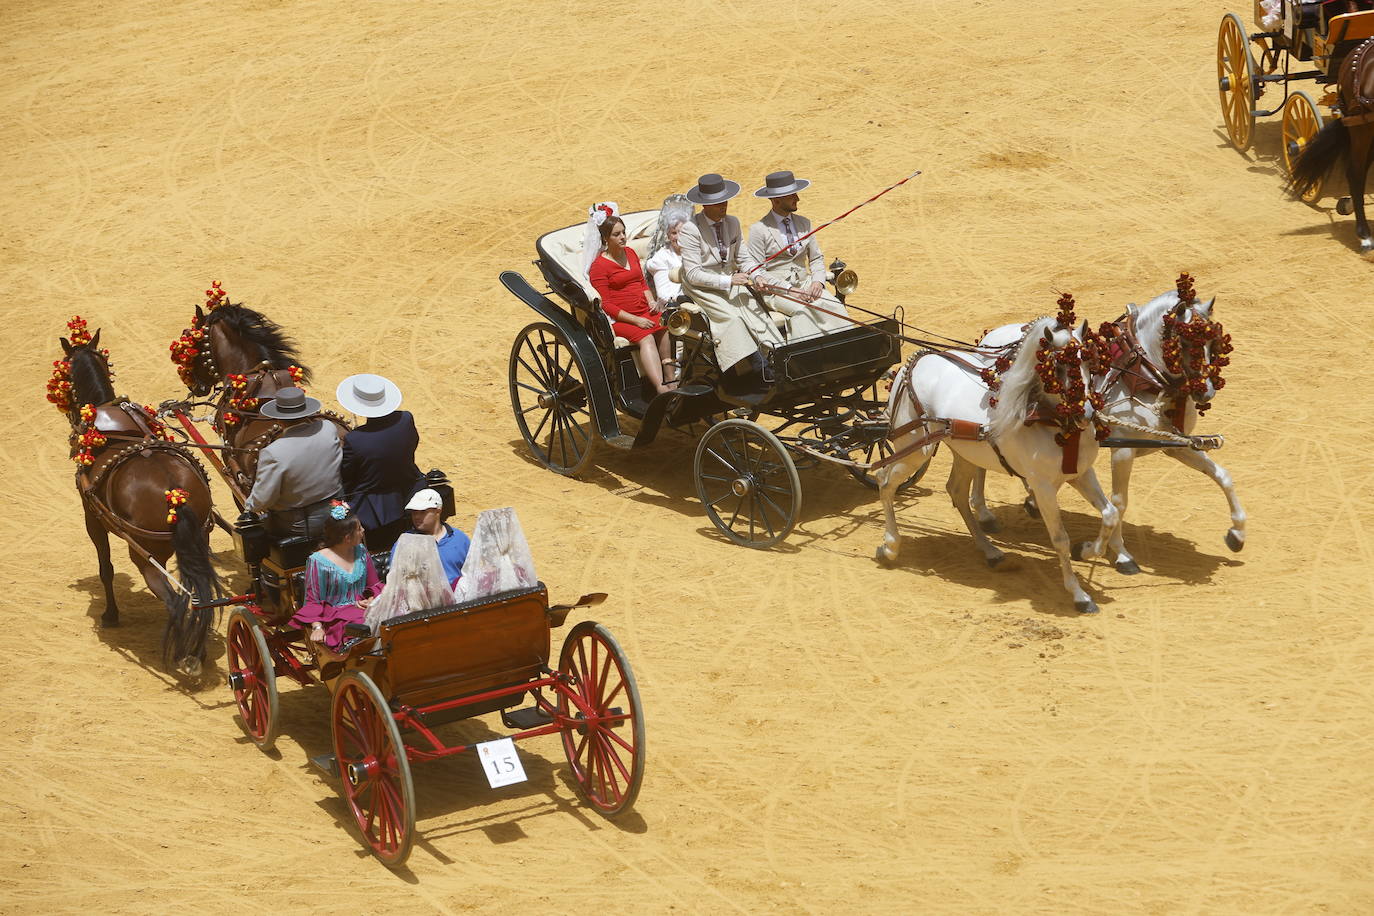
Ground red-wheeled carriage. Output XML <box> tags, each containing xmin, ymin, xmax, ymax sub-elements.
<box><xmin>161</xmin><ymin>400</ymin><xmax>642</xmax><ymax>867</ymax></box>
<box><xmin>223</xmin><ymin>579</ymin><xmax>641</xmax><ymax>867</ymax></box>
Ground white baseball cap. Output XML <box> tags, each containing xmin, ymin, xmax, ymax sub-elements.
<box><xmin>405</xmin><ymin>488</ymin><xmax>443</xmax><ymax>511</ymax></box>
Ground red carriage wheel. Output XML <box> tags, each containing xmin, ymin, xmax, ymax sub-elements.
<box><xmin>557</xmin><ymin>622</ymin><xmax>644</xmax><ymax>817</ymax></box>
<box><xmin>226</xmin><ymin>608</ymin><xmax>278</xmax><ymax>752</ymax></box>
<box><xmin>331</xmin><ymin>671</ymin><xmax>415</xmax><ymax>867</ymax></box>
<box><xmin>1217</xmin><ymin>13</ymin><xmax>1258</xmax><ymax>151</ymax></box>
<box><xmin>1281</xmin><ymin>91</ymin><xmax>1325</xmax><ymax>203</ymax></box>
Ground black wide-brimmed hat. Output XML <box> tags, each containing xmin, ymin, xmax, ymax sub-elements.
<box><xmin>754</xmin><ymin>170</ymin><xmax>811</xmax><ymax>198</ymax></box>
<box><xmin>260</xmin><ymin>387</ymin><xmax>322</xmax><ymax>420</ymax></box>
<box><xmin>685</xmin><ymin>173</ymin><xmax>741</xmax><ymax>205</ymax></box>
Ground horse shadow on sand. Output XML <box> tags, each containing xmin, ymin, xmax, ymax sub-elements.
<box><xmin>842</xmin><ymin>488</ymin><xmax>1241</xmax><ymax>616</ymax></box>
<box><xmin>266</xmin><ymin>694</ymin><xmax>645</xmax><ymax>879</ymax></box>
<box><xmin>1219</xmin><ymin>123</ymin><xmax>1374</xmax><ymax>256</ymax></box>
<box><xmin>69</xmin><ymin>557</ymin><xmax>237</xmax><ymax>704</ymax></box>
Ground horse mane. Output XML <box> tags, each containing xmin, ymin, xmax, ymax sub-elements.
<box><xmin>1131</xmin><ymin>290</ymin><xmax>1180</xmax><ymax>368</ymax></box>
<box><xmin>204</xmin><ymin>303</ymin><xmax>312</xmax><ymax>381</ymax></box>
<box><xmin>987</xmin><ymin>316</ymin><xmax>1062</xmax><ymax>442</ymax></box>
<box><xmin>67</xmin><ymin>345</ymin><xmax>115</xmax><ymax>408</ymax></box>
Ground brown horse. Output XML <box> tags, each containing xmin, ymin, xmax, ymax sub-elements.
<box><xmin>57</xmin><ymin>325</ymin><xmax>221</xmax><ymax>674</ymax></box>
<box><xmin>171</xmin><ymin>298</ymin><xmax>347</xmax><ymax>506</ymax></box>
<box><xmin>1290</xmin><ymin>36</ymin><xmax>1374</xmax><ymax>253</ymax></box>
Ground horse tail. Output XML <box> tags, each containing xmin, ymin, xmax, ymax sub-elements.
<box><xmin>1289</xmin><ymin>119</ymin><xmax>1349</xmax><ymax>199</ymax></box>
<box><xmin>162</xmin><ymin>505</ymin><xmax>221</xmax><ymax>670</ymax></box>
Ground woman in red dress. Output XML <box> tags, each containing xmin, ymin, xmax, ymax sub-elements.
<box><xmin>588</xmin><ymin>215</ymin><xmax>677</xmax><ymax>395</ymax></box>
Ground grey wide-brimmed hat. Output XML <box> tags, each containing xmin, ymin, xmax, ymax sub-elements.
<box><xmin>754</xmin><ymin>170</ymin><xmax>811</xmax><ymax>198</ymax></box>
<box><xmin>336</xmin><ymin>373</ymin><xmax>402</xmax><ymax>418</ymax></box>
<box><xmin>259</xmin><ymin>387</ymin><xmax>322</xmax><ymax>420</ymax></box>
<box><xmin>685</xmin><ymin>173</ymin><xmax>741</xmax><ymax>205</ymax></box>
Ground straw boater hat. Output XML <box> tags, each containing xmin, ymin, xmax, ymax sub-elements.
<box><xmin>259</xmin><ymin>387</ymin><xmax>322</xmax><ymax>420</ymax></box>
<box><xmin>685</xmin><ymin>173</ymin><xmax>741</xmax><ymax>205</ymax></box>
<box><xmin>754</xmin><ymin>170</ymin><xmax>811</xmax><ymax>198</ymax></box>
<box><xmin>336</xmin><ymin>373</ymin><xmax>403</xmax><ymax>418</ymax></box>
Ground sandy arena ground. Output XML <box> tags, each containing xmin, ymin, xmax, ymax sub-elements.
<box><xmin>3</xmin><ymin>0</ymin><xmax>1373</xmax><ymax>911</ymax></box>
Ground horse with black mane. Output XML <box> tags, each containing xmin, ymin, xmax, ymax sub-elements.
<box><xmin>1290</xmin><ymin>36</ymin><xmax>1374</xmax><ymax>253</ymax></box>
<box><xmin>50</xmin><ymin>316</ymin><xmax>221</xmax><ymax>674</ymax></box>
<box><xmin>168</xmin><ymin>282</ymin><xmax>348</xmax><ymax>507</ymax></box>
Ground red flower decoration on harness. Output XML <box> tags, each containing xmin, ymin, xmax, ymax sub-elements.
<box><xmin>165</xmin><ymin>487</ymin><xmax>190</xmax><ymax>524</ymax></box>
<box><xmin>1161</xmin><ymin>273</ymin><xmax>1233</xmax><ymax>415</ymax></box>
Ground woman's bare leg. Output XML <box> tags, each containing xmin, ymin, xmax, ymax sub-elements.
<box><xmin>637</xmin><ymin>335</ymin><xmax>668</xmax><ymax>394</ymax></box>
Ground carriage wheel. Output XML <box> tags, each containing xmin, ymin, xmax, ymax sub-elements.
<box><xmin>508</xmin><ymin>322</ymin><xmax>600</xmax><ymax>477</ymax></box>
<box><xmin>332</xmin><ymin>671</ymin><xmax>415</xmax><ymax>868</ymax></box>
<box><xmin>694</xmin><ymin>419</ymin><xmax>801</xmax><ymax>549</ymax></box>
<box><xmin>1217</xmin><ymin>13</ymin><xmax>1258</xmax><ymax>151</ymax></box>
<box><xmin>226</xmin><ymin>608</ymin><xmax>278</xmax><ymax>752</ymax></box>
<box><xmin>1281</xmin><ymin>91</ymin><xmax>1325</xmax><ymax>202</ymax></box>
<box><xmin>558</xmin><ymin>621</ymin><xmax>644</xmax><ymax>817</ymax></box>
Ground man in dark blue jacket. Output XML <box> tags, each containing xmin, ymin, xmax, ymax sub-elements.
<box><xmin>336</xmin><ymin>374</ymin><xmax>423</xmax><ymax>550</ymax></box>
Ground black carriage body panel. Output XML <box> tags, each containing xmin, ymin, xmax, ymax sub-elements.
<box><xmin>745</xmin><ymin>318</ymin><xmax>902</xmax><ymax>412</ymax></box>
<box><xmin>500</xmin><ymin>270</ymin><xmax>625</xmax><ymax>444</ymax></box>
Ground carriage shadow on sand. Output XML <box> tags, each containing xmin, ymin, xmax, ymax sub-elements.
<box><xmin>504</xmin><ymin>429</ymin><xmax>916</xmax><ymax>554</ymax></box>
<box><xmin>265</xmin><ymin>693</ymin><xmax>646</xmax><ymax>875</ymax></box>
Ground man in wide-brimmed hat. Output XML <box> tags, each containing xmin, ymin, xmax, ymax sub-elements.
<box><xmin>244</xmin><ymin>387</ymin><xmax>344</xmax><ymax>538</ymax></box>
<box><xmin>742</xmin><ymin>170</ymin><xmax>850</xmax><ymax>339</ymax></box>
<box><xmin>677</xmin><ymin>172</ymin><xmax>784</xmax><ymax>382</ymax></box>
<box><xmin>336</xmin><ymin>373</ymin><xmax>424</xmax><ymax>550</ymax></box>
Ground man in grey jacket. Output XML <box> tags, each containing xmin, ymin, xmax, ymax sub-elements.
<box><xmin>243</xmin><ymin>387</ymin><xmax>343</xmax><ymax>538</ymax></box>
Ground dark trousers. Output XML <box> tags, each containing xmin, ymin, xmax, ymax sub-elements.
<box><xmin>265</xmin><ymin>496</ymin><xmax>339</xmax><ymax>542</ymax></box>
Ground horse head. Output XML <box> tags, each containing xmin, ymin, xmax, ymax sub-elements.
<box><xmin>50</xmin><ymin>317</ymin><xmax>116</xmax><ymax>421</ymax></box>
<box><xmin>989</xmin><ymin>313</ymin><xmax>1103</xmax><ymax>443</ymax></box>
<box><xmin>1161</xmin><ymin>291</ymin><xmax>1231</xmax><ymax>410</ymax></box>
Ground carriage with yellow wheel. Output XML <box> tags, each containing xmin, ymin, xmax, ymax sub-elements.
<box><xmin>1217</xmin><ymin>1</ymin><xmax>1374</xmax><ymax>206</ymax></box>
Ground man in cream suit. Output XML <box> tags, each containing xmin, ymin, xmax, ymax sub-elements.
<box><xmin>678</xmin><ymin>173</ymin><xmax>783</xmax><ymax>379</ymax></box>
<box><xmin>742</xmin><ymin>170</ymin><xmax>850</xmax><ymax>339</ymax></box>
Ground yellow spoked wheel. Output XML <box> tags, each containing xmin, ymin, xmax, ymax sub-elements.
<box><xmin>1217</xmin><ymin>13</ymin><xmax>1258</xmax><ymax>151</ymax></box>
<box><xmin>1281</xmin><ymin>91</ymin><xmax>1325</xmax><ymax>203</ymax></box>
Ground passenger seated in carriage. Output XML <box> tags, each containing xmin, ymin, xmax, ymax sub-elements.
<box><xmin>389</xmin><ymin>487</ymin><xmax>469</xmax><ymax>587</ymax></box>
<box><xmin>643</xmin><ymin>194</ymin><xmax>694</xmax><ymax>308</ymax></box>
<box><xmin>336</xmin><ymin>373</ymin><xmax>424</xmax><ymax>550</ymax></box>
<box><xmin>585</xmin><ymin>204</ymin><xmax>678</xmax><ymax>395</ymax></box>
<box><xmin>452</xmin><ymin>507</ymin><xmax>537</xmax><ymax>603</ymax></box>
<box><xmin>243</xmin><ymin>388</ymin><xmax>343</xmax><ymax>539</ymax></box>
<box><xmin>293</xmin><ymin>501</ymin><xmax>381</xmax><ymax>649</ymax></box>
<box><xmin>677</xmin><ymin>173</ymin><xmax>784</xmax><ymax>388</ymax></box>
<box><xmin>365</xmin><ymin>533</ymin><xmax>456</xmax><ymax>632</ymax></box>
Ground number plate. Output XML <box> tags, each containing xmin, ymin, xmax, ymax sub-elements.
<box><xmin>477</xmin><ymin>738</ymin><xmax>528</xmax><ymax>788</ymax></box>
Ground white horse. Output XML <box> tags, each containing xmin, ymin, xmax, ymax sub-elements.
<box><xmin>971</xmin><ymin>282</ymin><xmax>1243</xmax><ymax>573</ymax></box>
<box><xmin>874</xmin><ymin>314</ymin><xmax>1119</xmax><ymax>614</ymax></box>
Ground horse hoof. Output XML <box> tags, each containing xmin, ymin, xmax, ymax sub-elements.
<box><xmin>978</xmin><ymin>517</ymin><xmax>1001</xmax><ymax>534</ymax></box>
<box><xmin>1023</xmin><ymin>497</ymin><xmax>1040</xmax><ymax>520</ymax></box>
<box><xmin>985</xmin><ymin>553</ymin><xmax>1004</xmax><ymax>569</ymax></box>
<box><xmin>1225</xmin><ymin>530</ymin><xmax>1244</xmax><ymax>553</ymax></box>
<box><xmin>101</xmin><ymin>615</ymin><xmax>120</xmax><ymax>629</ymax></box>
<box><xmin>1074</xmin><ymin>598</ymin><xmax>1099</xmax><ymax>615</ymax></box>
<box><xmin>875</xmin><ymin>546</ymin><xmax>896</xmax><ymax>568</ymax></box>
<box><xmin>1115</xmin><ymin>558</ymin><xmax>1141</xmax><ymax>575</ymax></box>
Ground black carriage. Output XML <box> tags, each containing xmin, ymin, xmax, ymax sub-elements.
<box><xmin>502</xmin><ymin>209</ymin><xmax>922</xmax><ymax>549</ymax></box>
<box><xmin>1218</xmin><ymin>0</ymin><xmax>1374</xmax><ymax>205</ymax></box>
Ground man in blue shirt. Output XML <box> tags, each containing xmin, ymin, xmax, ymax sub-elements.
<box><xmin>390</xmin><ymin>489</ymin><xmax>470</xmax><ymax>586</ymax></box>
